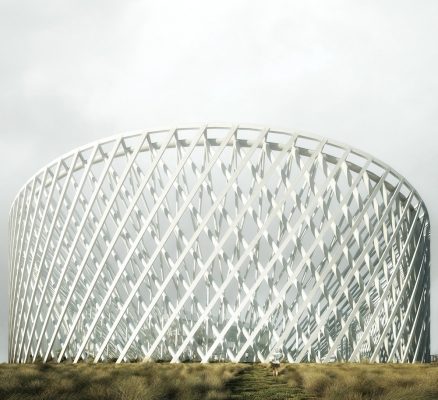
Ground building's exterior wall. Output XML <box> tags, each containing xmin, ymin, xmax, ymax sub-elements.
<box><xmin>8</xmin><ymin>125</ymin><xmax>430</xmax><ymax>363</ymax></box>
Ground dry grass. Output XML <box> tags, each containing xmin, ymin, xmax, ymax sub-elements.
<box><xmin>0</xmin><ymin>362</ymin><xmax>437</xmax><ymax>399</ymax></box>
<box><xmin>0</xmin><ymin>362</ymin><xmax>244</xmax><ymax>400</ymax></box>
<box><xmin>281</xmin><ymin>363</ymin><xmax>438</xmax><ymax>400</ymax></box>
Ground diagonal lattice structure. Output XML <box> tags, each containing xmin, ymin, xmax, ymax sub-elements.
<box><xmin>9</xmin><ymin>125</ymin><xmax>430</xmax><ymax>364</ymax></box>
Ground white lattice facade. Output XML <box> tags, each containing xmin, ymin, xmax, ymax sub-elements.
<box><xmin>9</xmin><ymin>125</ymin><xmax>430</xmax><ymax>364</ymax></box>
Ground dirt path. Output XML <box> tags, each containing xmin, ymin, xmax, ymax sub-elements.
<box><xmin>225</xmin><ymin>364</ymin><xmax>312</xmax><ymax>399</ymax></box>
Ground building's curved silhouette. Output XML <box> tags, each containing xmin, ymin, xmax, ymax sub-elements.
<box><xmin>9</xmin><ymin>125</ymin><xmax>430</xmax><ymax>363</ymax></box>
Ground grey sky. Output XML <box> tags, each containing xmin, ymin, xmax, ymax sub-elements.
<box><xmin>0</xmin><ymin>0</ymin><xmax>437</xmax><ymax>362</ymax></box>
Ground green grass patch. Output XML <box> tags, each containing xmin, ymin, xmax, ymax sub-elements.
<box><xmin>0</xmin><ymin>362</ymin><xmax>437</xmax><ymax>399</ymax></box>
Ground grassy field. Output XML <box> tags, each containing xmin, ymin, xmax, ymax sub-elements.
<box><xmin>0</xmin><ymin>362</ymin><xmax>437</xmax><ymax>400</ymax></box>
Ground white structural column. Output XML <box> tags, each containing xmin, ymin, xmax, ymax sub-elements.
<box><xmin>9</xmin><ymin>125</ymin><xmax>430</xmax><ymax>364</ymax></box>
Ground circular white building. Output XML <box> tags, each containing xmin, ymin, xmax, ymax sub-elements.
<box><xmin>9</xmin><ymin>125</ymin><xmax>430</xmax><ymax>363</ymax></box>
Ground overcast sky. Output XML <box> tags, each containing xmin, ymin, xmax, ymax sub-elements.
<box><xmin>0</xmin><ymin>0</ymin><xmax>437</xmax><ymax>362</ymax></box>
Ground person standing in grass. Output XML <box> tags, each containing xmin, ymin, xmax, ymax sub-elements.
<box><xmin>270</xmin><ymin>348</ymin><xmax>283</xmax><ymax>377</ymax></box>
